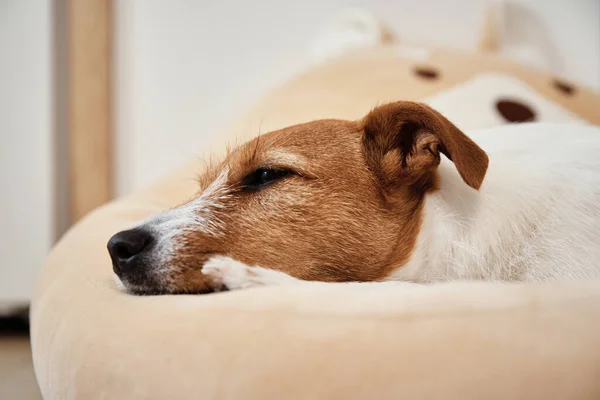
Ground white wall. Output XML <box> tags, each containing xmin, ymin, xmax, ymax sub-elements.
<box><xmin>0</xmin><ymin>0</ymin><xmax>53</xmax><ymax>304</ymax></box>
<box><xmin>500</xmin><ymin>0</ymin><xmax>600</xmax><ymax>82</ymax></box>
<box><xmin>116</xmin><ymin>0</ymin><xmax>600</xmax><ymax>197</ymax></box>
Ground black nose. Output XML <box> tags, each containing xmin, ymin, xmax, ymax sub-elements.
<box><xmin>107</xmin><ymin>228</ymin><xmax>154</xmax><ymax>276</ymax></box>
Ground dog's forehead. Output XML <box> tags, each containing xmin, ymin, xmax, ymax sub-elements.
<box><xmin>232</xmin><ymin>119</ymin><xmax>362</xmax><ymax>162</ymax></box>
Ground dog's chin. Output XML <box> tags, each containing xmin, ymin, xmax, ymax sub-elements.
<box><xmin>113</xmin><ymin>274</ymin><xmax>216</xmax><ymax>296</ymax></box>
<box><xmin>125</xmin><ymin>284</ymin><xmax>172</xmax><ymax>296</ymax></box>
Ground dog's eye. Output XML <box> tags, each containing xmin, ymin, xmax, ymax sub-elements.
<box><xmin>242</xmin><ymin>168</ymin><xmax>291</xmax><ymax>191</ymax></box>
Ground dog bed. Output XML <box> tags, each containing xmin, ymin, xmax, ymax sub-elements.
<box><xmin>31</xmin><ymin>43</ymin><xmax>600</xmax><ymax>399</ymax></box>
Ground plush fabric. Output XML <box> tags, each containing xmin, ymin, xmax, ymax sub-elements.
<box><xmin>31</xmin><ymin>44</ymin><xmax>600</xmax><ymax>399</ymax></box>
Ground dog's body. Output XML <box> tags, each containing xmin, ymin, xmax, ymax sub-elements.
<box><xmin>392</xmin><ymin>123</ymin><xmax>600</xmax><ymax>283</ymax></box>
<box><xmin>203</xmin><ymin>122</ymin><xmax>600</xmax><ymax>290</ymax></box>
<box><xmin>107</xmin><ymin>102</ymin><xmax>600</xmax><ymax>294</ymax></box>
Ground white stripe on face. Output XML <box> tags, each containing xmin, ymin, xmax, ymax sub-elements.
<box><xmin>135</xmin><ymin>167</ymin><xmax>231</xmax><ymax>265</ymax></box>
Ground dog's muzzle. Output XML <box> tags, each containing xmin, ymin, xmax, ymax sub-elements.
<box><xmin>107</xmin><ymin>228</ymin><xmax>156</xmax><ymax>287</ymax></box>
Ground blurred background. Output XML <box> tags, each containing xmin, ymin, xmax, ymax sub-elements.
<box><xmin>2</xmin><ymin>0</ymin><xmax>600</xmax><ymax>312</ymax></box>
<box><xmin>0</xmin><ymin>0</ymin><xmax>599</xmax><ymax>397</ymax></box>
<box><xmin>1</xmin><ymin>0</ymin><xmax>600</xmax><ymax>312</ymax></box>
<box><xmin>0</xmin><ymin>0</ymin><xmax>600</xmax><ymax>310</ymax></box>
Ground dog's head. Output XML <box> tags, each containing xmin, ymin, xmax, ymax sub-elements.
<box><xmin>108</xmin><ymin>102</ymin><xmax>488</xmax><ymax>294</ymax></box>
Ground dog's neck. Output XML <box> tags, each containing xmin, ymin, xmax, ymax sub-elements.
<box><xmin>386</xmin><ymin>157</ymin><xmax>523</xmax><ymax>282</ymax></box>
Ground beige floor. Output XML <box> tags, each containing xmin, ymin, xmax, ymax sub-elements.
<box><xmin>0</xmin><ymin>334</ymin><xmax>42</xmax><ymax>399</ymax></box>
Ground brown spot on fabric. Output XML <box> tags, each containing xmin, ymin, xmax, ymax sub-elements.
<box><xmin>414</xmin><ymin>66</ymin><xmax>440</xmax><ymax>80</ymax></box>
<box><xmin>553</xmin><ymin>79</ymin><xmax>576</xmax><ymax>96</ymax></box>
<box><xmin>495</xmin><ymin>99</ymin><xmax>537</xmax><ymax>123</ymax></box>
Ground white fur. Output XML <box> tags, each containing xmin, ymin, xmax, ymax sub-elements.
<box><xmin>202</xmin><ymin>256</ymin><xmax>304</xmax><ymax>290</ymax></box>
<box><xmin>202</xmin><ymin>256</ymin><xmax>422</xmax><ymax>290</ymax></box>
<box><xmin>388</xmin><ymin>122</ymin><xmax>600</xmax><ymax>283</ymax></box>
<box><xmin>136</xmin><ymin>167</ymin><xmax>231</xmax><ymax>267</ymax></box>
<box><xmin>206</xmin><ymin>123</ymin><xmax>600</xmax><ymax>289</ymax></box>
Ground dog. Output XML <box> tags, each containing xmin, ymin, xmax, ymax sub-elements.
<box><xmin>107</xmin><ymin>101</ymin><xmax>600</xmax><ymax>295</ymax></box>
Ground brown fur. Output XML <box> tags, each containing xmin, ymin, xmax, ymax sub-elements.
<box><xmin>142</xmin><ymin>102</ymin><xmax>488</xmax><ymax>293</ymax></box>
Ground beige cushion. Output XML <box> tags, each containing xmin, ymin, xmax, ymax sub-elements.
<box><xmin>31</xmin><ymin>44</ymin><xmax>600</xmax><ymax>399</ymax></box>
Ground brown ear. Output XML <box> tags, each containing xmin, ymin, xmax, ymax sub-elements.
<box><xmin>362</xmin><ymin>101</ymin><xmax>489</xmax><ymax>191</ymax></box>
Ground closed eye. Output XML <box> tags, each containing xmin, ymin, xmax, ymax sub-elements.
<box><xmin>241</xmin><ymin>167</ymin><xmax>293</xmax><ymax>192</ymax></box>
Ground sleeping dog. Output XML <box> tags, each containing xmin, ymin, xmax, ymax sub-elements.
<box><xmin>107</xmin><ymin>101</ymin><xmax>600</xmax><ymax>294</ymax></box>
